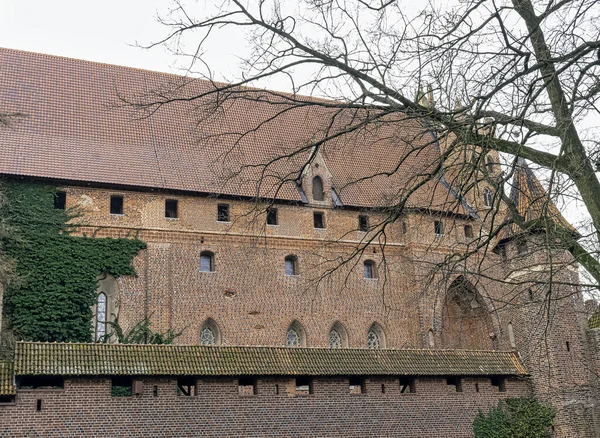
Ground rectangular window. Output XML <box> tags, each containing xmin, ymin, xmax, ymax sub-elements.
<box><xmin>295</xmin><ymin>377</ymin><xmax>313</xmax><ymax>395</ymax></box>
<box><xmin>491</xmin><ymin>377</ymin><xmax>506</xmax><ymax>392</ymax></box>
<box><xmin>464</xmin><ymin>225</ymin><xmax>473</xmax><ymax>238</ymax></box>
<box><xmin>177</xmin><ymin>377</ymin><xmax>196</xmax><ymax>396</ymax></box>
<box><xmin>217</xmin><ymin>204</ymin><xmax>230</xmax><ymax>222</ymax></box>
<box><xmin>399</xmin><ymin>377</ymin><xmax>415</xmax><ymax>393</ymax></box>
<box><xmin>54</xmin><ymin>191</ymin><xmax>66</xmax><ymax>210</ymax></box>
<box><xmin>17</xmin><ymin>376</ymin><xmax>64</xmax><ymax>389</ymax></box>
<box><xmin>358</xmin><ymin>215</ymin><xmax>369</xmax><ymax>232</ymax></box>
<box><xmin>434</xmin><ymin>220</ymin><xmax>444</xmax><ymax>236</ymax></box>
<box><xmin>110</xmin><ymin>195</ymin><xmax>124</xmax><ymax>215</ymax></box>
<box><xmin>238</xmin><ymin>377</ymin><xmax>257</xmax><ymax>396</ymax></box>
<box><xmin>446</xmin><ymin>377</ymin><xmax>462</xmax><ymax>393</ymax></box>
<box><xmin>349</xmin><ymin>377</ymin><xmax>366</xmax><ymax>394</ymax></box>
<box><xmin>267</xmin><ymin>207</ymin><xmax>278</xmax><ymax>225</ymax></box>
<box><xmin>165</xmin><ymin>199</ymin><xmax>178</xmax><ymax>218</ymax></box>
<box><xmin>111</xmin><ymin>376</ymin><xmax>132</xmax><ymax>397</ymax></box>
<box><xmin>313</xmin><ymin>212</ymin><xmax>325</xmax><ymax>229</ymax></box>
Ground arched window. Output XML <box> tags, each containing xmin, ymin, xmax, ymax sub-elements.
<box><xmin>284</xmin><ymin>255</ymin><xmax>298</xmax><ymax>276</ymax></box>
<box><xmin>486</xmin><ymin>156</ymin><xmax>494</xmax><ymax>173</ymax></box>
<box><xmin>364</xmin><ymin>260</ymin><xmax>376</xmax><ymax>279</ymax></box>
<box><xmin>367</xmin><ymin>323</ymin><xmax>386</xmax><ymax>349</ymax></box>
<box><xmin>200</xmin><ymin>318</ymin><xmax>221</xmax><ymax>345</ymax></box>
<box><xmin>312</xmin><ymin>176</ymin><xmax>324</xmax><ymax>201</ymax></box>
<box><xmin>483</xmin><ymin>188</ymin><xmax>493</xmax><ymax>208</ymax></box>
<box><xmin>329</xmin><ymin>322</ymin><xmax>348</xmax><ymax>349</ymax></box>
<box><xmin>200</xmin><ymin>251</ymin><xmax>215</xmax><ymax>272</ymax></box>
<box><xmin>428</xmin><ymin>329</ymin><xmax>435</xmax><ymax>348</ymax></box>
<box><xmin>95</xmin><ymin>292</ymin><xmax>107</xmax><ymax>341</ymax></box>
<box><xmin>508</xmin><ymin>322</ymin><xmax>516</xmax><ymax>349</ymax></box>
<box><xmin>286</xmin><ymin>321</ymin><xmax>306</xmax><ymax>347</ymax></box>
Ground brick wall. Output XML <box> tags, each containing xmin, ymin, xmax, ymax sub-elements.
<box><xmin>0</xmin><ymin>376</ymin><xmax>531</xmax><ymax>437</ymax></box>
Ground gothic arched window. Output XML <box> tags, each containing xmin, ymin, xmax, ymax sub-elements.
<box><xmin>200</xmin><ymin>318</ymin><xmax>221</xmax><ymax>345</ymax></box>
<box><xmin>286</xmin><ymin>321</ymin><xmax>305</xmax><ymax>347</ymax></box>
<box><xmin>367</xmin><ymin>323</ymin><xmax>386</xmax><ymax>349</ymax></box>
<box><xmin>312</xmin><ymin>176</ymin><xmax>324</xmax><ymax>201</ymax></box>
<box><xmin>329</xmin><ymin>329</ymin><xmax>342</xmax><ymax>349</ymax></box>
<box><xmin>96</xmin><ymin>292</ymin><xmax>107</xmax><ymax>341</ymax></box>
<box><xmin>483</xmin><ymin>188</ymin><xmax>493</xmax><ymax>208</ymax></box>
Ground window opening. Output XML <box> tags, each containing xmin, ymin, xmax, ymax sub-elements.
<box><xmin>36</xmin><ymin>399</ymin><xmax>42</xmax><ymax>411</ymax></box>
<box><xmin>483</xmin><ymin>188</ymin><xmax>493</xmax><ymax>207</ymax></box>
<box><xmin>217</xmin><ymin>204</ymin><xmax>230</xmax><ymax>222</ymax></box>
<box><xmin>475</xmin><ymin>383</ymin><xmax>480</xmax><ymax>393</ymax></box>
<box><xmin>275</xmin><ymin>384</ymin><xmax>279</xmax><ymax>395</ymax></box>
<box><xmin>153</xmin><ymin>385</ymin><xmax>158</xmax><ymax>397</ymax></box>
<box><xmin>295</xmin><ymin>377</ymin><xmax>313</xmax><ymax>395</ymax></box>
<box><xmin>364</xmin><ymin>260</ymin><xmax>376</xmax><ymax>279</ymax></box>
<box><xmin>464</xmin><ymin>225</ymin><xmax>473</xmax><ymax>238</ymax></box>
<box><xmin>313</xmin><ymin>212</ymin><xmax>325</xmax><ymax>229</ymax></box>
<box><xmin>329</xmin><ymin>329</ymin><xmax>342</xmax><ymax>349</ymax></box>
<box><xmin>566</xmin><ymin>341</ymin><xmax>571</xmax><ymax>352</ymax></box>
<box><xmin>284</xmin><ymin>255</ymin><xmax>298</xmax><ymax>276</ymax></box>
<box><xmin>491</xmin><ymin>377</ymin><xmax>506</xmax><ymax>392</ymax></box>
<box><xmin>95</xmin><ymin>292</ymin><xmax>107</xmax><ymax>341</ymax></box>
<box><xmin>508</xmin><ymin>322</ymin><xmax>516</xmax><ymax>348</ymax></box>
<box><xmin>516</xmin><ymin>238</ymin><xmax>528</xmax><ymax>255</ymax></box>
<box><xmin>238</xmin><ymin>377</ymin><xmax>257</xmax><ymax>396</ymax></box>
<box><xmin>428</xmin><ymin>329</ymin><xmax>435</xmax><ymax>348</ymax></box>
<box><xmin>17</xmin><ymin>376</ymin><xmax>64</xmax><ymax>389</ymax></box>
<box><xmin>165</xmin><ymin>199</ymin><xmax>178</xmax><ymax>218</ymax></box>
<box><xmin>434</xmin><ymin>220</ymin><xmax>444</xmax><ymax>236</ymax></box>
<box><xmin>267</xmin><ymin>207</ymin><xmax>278</xmax><ymax>225</ymax></box>
<box><xmin>111</xmin><ymin>376</ymin><xmax>133</xmax><ymax>397</ymax></box>
<box><xmin>312</xmin><ymin>176</ymin><xmax>324</xmax><ymax>201</ymax></box>
<box><xmin>200</xmin><ymin>326</ymin><xmax>216</xmax><ymax>345</ymax></box>
<box><xmin>286</xmin><ymin>327</ymin><xmax>301</xmax><ymax>347</ymax></box>
<box><xmin>54</xmin><ymin>191</ymin><xmax>66</xmax><ymax>210</ymax></box>
<box><xmin>367</xmin><ymin>329</ymin><xmax>380</xmax><ymax>349</ymax></box>
<box><xmin>486</xmin><ymin>156</ymin><xmax>494</xmax><ymax>173</ymax></box>
<box><xmin>358</xmin><ymin>215</ymin><xmax>369</xmax><ymax>232</ymax></box>
<box><xmin>110</xmin><ymin>195</ymin><xmax>123</xmax><ymax>215</ymax></box>
<box><xmin>177</xmin><ymin>377</ymin><xmax>196</xmax><ymax>396</ymax></box>
<box><xmin>200</xmin><ymin>251</ymin><xmax>215</xmax><ymax>272</ymax></box>
<box><xmin>0</xmin><ymin>395</ymin><xmax>15</xmax><ymax>403</ymax></box>
<box><xmin>399</xmin><ymin>377</ymin><xmax>415</xmax><ymax>393</ymax></box>
<box><xmin>349</xmin><ymin>377</ymin><xmax>366</xmax><ymax>394</ymax></box>
<box><xmin>381</xmin><ymin>384</ymin><xmax>386</xmax><ymax>393</ymax></box>
<box><xmin>528</xmin><ymin>288</ymin><xmax>534</xmax><ymax>301</ymax></box>
<box><xmin>446</xmin><ymin>377</ymin><xmax>462</xmax><ymax>392</ymax></box>
<box><xmin>402</xmin><ymin>221</ymin><xmax>407</xmax><ymax>234</ymax></box>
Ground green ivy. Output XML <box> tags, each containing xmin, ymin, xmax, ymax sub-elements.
<box><xmin>1</xmin><ymin>181</ymin><xmax>145</xmax><ymax>342</ymax></box>
<box><xmin>473</xmin><ymin>398</ymin><xmax>555</xmax><ymax>438</ymax></box>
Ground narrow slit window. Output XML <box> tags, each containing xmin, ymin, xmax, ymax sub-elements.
<box><xmin>95</xmin><ymin>292</ymin><xmax>107</xmax><ymax>341</ymax></box>
<box><xmin>483</xmin><ymin>188</ymin><xmax>493</xmax><ymax>207</ymax></box>
<box><xmin>267</xmin><ymin>207</ymin><xmax>278</xmax><ymax>225</ymax></box>
<box><xmin>464</xmin><ymin>225</ymin><xmax>473</xmax><ymax>238</ymax></box>
<box><xmin>200</xmin><ymin>251</ymin><xmax>215</xmax><ymax>272</ymax></box>
<box><xmin>54</xmin><ymin>191</ymin><xmax>66</xmax><ymax>210</ymax></box>
<box><xmin>434</xmin><ymin>220</ymin><xmax>444</xmax><ymax>236</ymax></box>
<box><xmin>217</xmin><ymin>204</ymin><xmax>230</xmax><ymax>222</ymax></box>
<box><xmin>110</xmin><ymin>196</ymin><xmax>124</xmax><ymax>215</ymax></box>
<box><xmin>165</xmin><ymin>199</ymin><xmax>178</xmax><ymax>218</ymax></box>
<box><xmin>314</xmin><ymin>212</ymin><xmax>325</xmax><ymax>229</ymax></box>
<box><xmin>358</xmin><ymin>215</ymin><xmax>369</xmax><ymax>232</ymax></box>
<box><xmin>238</xmin><ymin>377</ymin><xmax>257</xmax><ymax>396</ymax></box>
<box><xmin>312</xmin><ymin>176</ymin><xmax>324</xmax><ymax>201</ymax></box>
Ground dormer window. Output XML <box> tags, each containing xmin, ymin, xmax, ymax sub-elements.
<box><xmin>312</xmin><ymin>176</ymin><xmax>324</xmax><ymax>201</ymax></box>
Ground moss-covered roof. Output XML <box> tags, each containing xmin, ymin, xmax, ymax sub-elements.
<box><xmin>0</xmin><ymin>361</ymin><xmax>16</xmax><ymax>396</ymax></box>
<box><xmin>13</xmin><ymin>342</ymin><xmax>527</xmax><ymax>377</ymax></box>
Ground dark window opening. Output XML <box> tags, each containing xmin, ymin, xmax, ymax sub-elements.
<box><xmin>312</xmin><ymin>176</ymin><xmax>324</xmax><ymax>201</ymax></box>
<box><xmin>399</xmin><ymin>377</ymin><xmax>415</xmax><ymax>394</ymax></box>
<box><xmin>110</xmin><ymin>196</ymin><xmax>124</xmax><ymax>215</ymax></box>
<box><xmin>165</xmin><ymin>199</ymin><xmax>178</xmax><ymax>218</ymax></box>
<box><xmin>491</xmin><ymin>377</ymin><xmax>506</xmax><ymax>392</ymax></box>
<box><xmin>464</xmin><ymin>225</ymin><xmax>473</xmax><ymax>238</ymax></box>
<box><xmin>314</xmin><ymin>212</ymin><xmax>325</xmax><ymax>229</ymax></box>
<box><xmin>200</xmin><ymin>251</ymin><xmax>215</xmax><ymax>272</ymax></box>
<box><xmin>238</xmin><ymin>377</ymin><xmax>257</xmax><ymax>396</ymax></box>
<box><xmin>381</xmin><ymin>384</ymin><xmax>386</xmax><ymax>393</ymax></box>
<box><xmin>364</xmin><ymin>260</ymin><xmax>376</xmax><ymax>279</ymax></box>
<box><xmin>493</xmin><ymin>242</ymin><xmax>507</xmax><ymax>260</ymax></box>
<box><xmin>359</xmin><ymin>215</ymin><xmax>369</xmax><ymax>232</ymax></box>
<box><xmin>54</xmin><ymin>191</ymin><xmax>66</xmax><ymax>210</ymax></box>
<box><xmin>285</xmin><ymin>255</ymin><xmax>298</xmax><ymax>276</ymax></box>
<box><xmin>0</xmin><ymin>395</ymin><xmax>14</xmax><ymax>403</ymax></box>
<box><xmin>402</xmin><ymin>221</ymin><xmax>407</xmax><ymax>234</ymax></box>
<box><xmin>275</xmin><ymin>384</ymin><xmax>279</xmax><ymax>395</ymax></box>
<box><xmin>295</xmin><ymin>377</ymin><xmax>313</xmax><ymax>395</ymax></box>
<box><xmin>153</xmin><ymin>385</ymin><xmax>158</xmax><ymax>397</ymax></box>
<box><xmin>111</xmin><ymin>376</ymin><xmax>133</xmax><ymax>397</ymax></box>
<box><xmin>349</xmin><ymin>377</ymin><xmax>366</xmax><ymax>394</ymax></box>
<box><xmin>566</xmin><ymin>341</ymin><xmax>571</xmax><ymax>352</ymax></box>
<box><xmin>217</xmin><ymin>204</ymin><xmax>230</xmax><ymax>222</ymax></box>
<box><xmin>516</xmin><ymin>238</ymin><xmax>528</xmax><ymax>255</ymax></box>
<box><xmin>483</xmin><ymin>188</ymin><xmax>493</xmax><ymax>207</ymax></box>
<box><xmin>267</xmin><ymin>208</ymin><xmax>278</xmax><ymax>225</ymax></box>
<box><xmin>434</xmin><ymin>220</ymin><xmax>444</xmax><ymax>236</ymax></box>
<box><xmin>446</xmin><ymin>377</ymin><xmax>462</xmax><ymax>393</ymax></box>
<box><xmin>36</xmin><ymin>399</ymin><xmax>42</xmax><ymax>411</ymax></box>
<box><xmin>177</xmin><ymin>377</ymin><xmax>196</xmax><ymax>396</ymax></box>
<box><xmin>475</xmin><ymin>383</ymin><xmax>480</xmax><ymax>393</ymax></box>
<box><xmin>17</xmin><ymin>376</ymin><xmax>64</xmax><ymax>389</ymax></box>
<box><xmin>528</xmin><ymin>288</ymin><xmax>534</xmax><ymax>301</ymax></box>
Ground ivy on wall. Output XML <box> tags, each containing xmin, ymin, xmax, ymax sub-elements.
<box><xmin>1</xmin><ymin>181</ymin><xmax>145</xmax><ymax>342</ymax></box>
<box><xmin>473</xmin><ymin>398</ymin><xmax>555</xmax><ymax>438</ymax></box>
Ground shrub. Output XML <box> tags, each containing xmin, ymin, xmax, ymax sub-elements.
<box><xmin>473</xmin><ymin>398</ymin><xmax>555</xmax><ymax>438</ymax></box>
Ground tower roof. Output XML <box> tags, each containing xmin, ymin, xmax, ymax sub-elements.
<box><xmin>498</xmin><ymin>159</ymin><xmax>578</xmax><ymax>243</ymax></box>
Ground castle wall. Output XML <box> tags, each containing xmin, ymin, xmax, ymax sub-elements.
<box><xmin>0</xmin><ymin>376</ymin><xmax>531</xmax><ymax>437</ymax></box>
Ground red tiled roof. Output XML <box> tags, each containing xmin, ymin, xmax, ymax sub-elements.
<box><xmin>0</xmin><ymin>48</ymin><xmax>464</xmax><ymax>211</ymax></box>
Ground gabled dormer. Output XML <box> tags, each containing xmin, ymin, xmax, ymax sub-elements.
<box><xmin>299</xmin><ymin>151</ymin><xmax>341</xmax><ymax>207</ymax></box>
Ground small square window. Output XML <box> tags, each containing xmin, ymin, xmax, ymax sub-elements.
<box><xmin>434</xmin><ymin>220</ymin><xmax>444</xmax><ymax>236</ymax></box>
<box><xmin>314</xmin><ymin>212</ymin><xmax>325</xmax><ymax>229</ymax></box>
<box><xmin>111</xmin><ymin>376</ymin><xmax>132</xmax><ymax>397</ymax></box>
<box><xmin>177</xmin><ymin>377</ymin><xmax>196</xmax><ymax>396</ymax></box>
<box><xmin>267</xmin><ymin>208</ymin><xmax>278</xmax><ymax>225</ymax></box>
<box><xmin>399</xmin><ymin>377</ymin><xmax>415</xmax><ymax>394</ymax></box>
<box><xmin>165</xmin><ymin>199</ymin><xmax>178</xmax><ymax>218</ymax></box>
<box><xmin>238</xmin><ymin>377</ymin><xmax>257</xmax><ymax>396</ymax></box>
<box><xmin>217</xmin><ymin>204</ymin><xmax>230</xmax><ymax>222</ymax></box>
<box><xmin>349</xmin><ymin>377</ymin><xmax>366</xmax><ymax>394</ymax></box>
<box><xmin>446</xmin><ymin>377</ymin><xmax>462</xmax><ymax>393</ymax></box>
<box><xmin>295</xmin><ymin>377</ymin><xmax>313</xmax><ymax>395</ymax></box>
<box><xmin>358</xmin><ymin>215</ymin><xmax>369</xmax><ymax>232</ymax></box>
<box><xmin>54</xmin><ymin>191</ymin><xmax>66</xmax><ymax>210</ymax></box>
<box><xmin>491</xmin><ymin>377</ymin><xmax>506</xmax><ymax>392</ymax></box>
<box><xmin>464</xmin><ymin>225</ymin><xmax>473</xmax><ymax>238</ymax></box>
<box><xmin>110</xmin><ymin>196</ymin><xmax>124</xmax><ymax>215</ymax></box>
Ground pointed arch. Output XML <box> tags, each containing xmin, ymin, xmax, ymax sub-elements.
<box><xmin>329</xmin><ymin>321</ymin><xmax>349</xmax><ymax>349</ymax></box>
<box><xmin>312</xmin><ymin>176</ymin><xmax>324</xmax><ymax>201</ymax></box>
<box><xmin>367</xmin><ymin>322</ymin><xmax>386</xmax><ymax>349</ymax></box>
<box><xmin>440</xmin><ymin>276</ymin><xmax>494</xmax><ymax>350</ymax></box>
<box><xmin>200</xmin><ymin>318</ymin><xmax>221</xmax><ymax>345</ymax></box>
<box><xmin>286</xmin><ymin>320</ymin><xmax>306</xmax><ymax>347</ymax></box>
